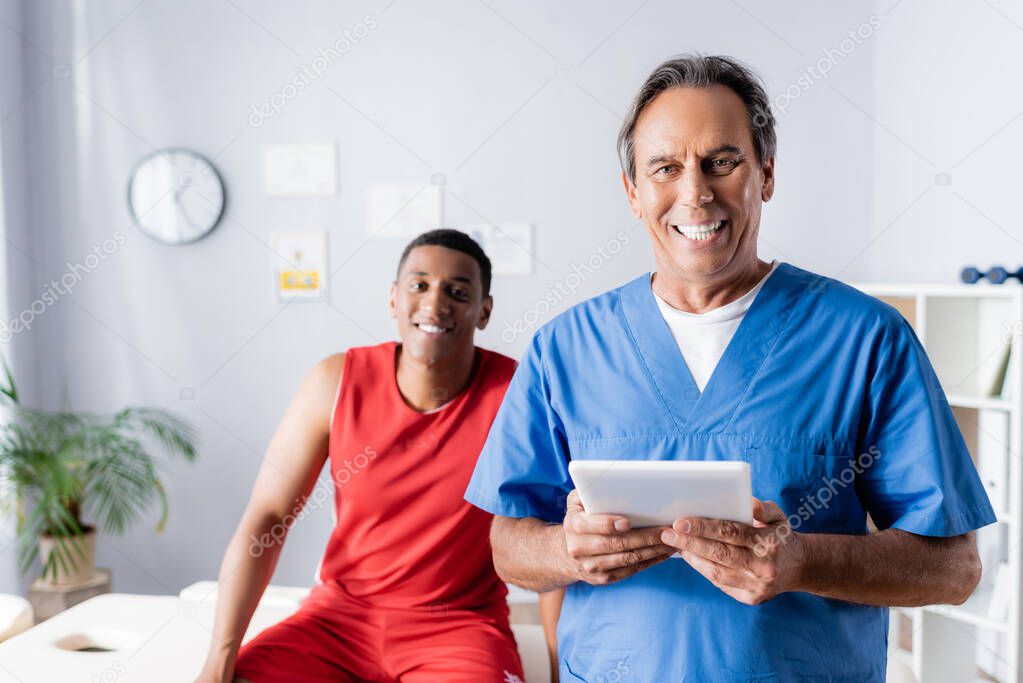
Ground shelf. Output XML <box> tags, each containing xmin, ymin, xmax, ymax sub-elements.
<box><xmin>923</xmin><ymin>586</ymin><xmax>1008</xmax><ymax>632</ymax></box>
<box><xmin>854</xmin><ymin>282</ymin><xmax>1021</xmax><ymax>681</ymax></box>
<box><xmin>945</xmin><ymin>393</ymin><xmax>1012</xmax><ymax>412</ymax></box>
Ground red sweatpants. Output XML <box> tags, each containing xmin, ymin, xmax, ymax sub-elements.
<box><xmin>233</xmin><ymin>582</ymin><xmax>524</xmax><ymax>682</ymax></box>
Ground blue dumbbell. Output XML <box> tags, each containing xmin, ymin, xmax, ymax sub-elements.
<box><xmin>961</xmin><ymin>266</ymin><xmax>982</xmax><ymax>283</ymax></box>
<box><xmin>961</xmin><ymin>266</ymin><xmax>1023</xmax><ymax>285</ymax></box>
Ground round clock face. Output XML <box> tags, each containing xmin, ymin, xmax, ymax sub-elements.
<box><xmin>128</xmin><ymin>148</ymin><xmax>225</xmax><ymax>245</ymax></box>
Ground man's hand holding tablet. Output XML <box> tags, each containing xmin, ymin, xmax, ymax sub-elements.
<box><xmin>661</xmin><ymin>497</ymin><xmax>806</xmax><ymax>605</ymax></box>
<box><xmin>567</xmin><ymin>460</ymin><xmax>807</xmax><ymax>603</ymax></box>
<box><xmin>561</xmin><ymin>489</ymin><xmax>677</xmax><ymax>586</ymax></box>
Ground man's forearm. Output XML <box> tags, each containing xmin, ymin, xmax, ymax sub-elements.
<box><xmin>796</xmin><ymin>529</ymin><xmax>981</xmax><ymax>607</ymax></box>
<box><xmin>201</xmin><ymin>512</ymin><xmax>286</xmax><ymax>671</ymax></box>
<box><xmin>491</xmin><ymin>516</ymin><xmax>574</xmax><ymax>592</ymax></box>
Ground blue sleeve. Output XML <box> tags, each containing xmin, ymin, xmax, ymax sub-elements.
<box><xmin>857</xmin><ymin>315</ymin><xmax>996</xmax><ymax>536</ymax></box>
<box><xmin>465</xmin><ymin>331</ymin><xmax>572</xmax><ymax>523</ymax></box>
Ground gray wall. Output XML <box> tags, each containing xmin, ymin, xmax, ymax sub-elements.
<box><xmin>866</xmin><ymin>0</ymin><xmax>1023</xmax><ymax>280</ymax></box>
<box><xmin>0</xmin><ymin>0</ymin><xmax>1018</xmax><ymax>594</ymax></box>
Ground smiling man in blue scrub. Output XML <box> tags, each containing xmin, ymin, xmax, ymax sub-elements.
<box><xmin>465</xmin><ymin>54</ymin><xmax>995</xmax><ymax>682</ymax></box>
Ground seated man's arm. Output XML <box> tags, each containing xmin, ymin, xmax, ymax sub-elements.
<box><xmin>196</xmin><ymin>354</ymin><xmax>341</xmax><ymax>683</ymax></box>
<box><xmin>491</xmin><ymin>490</ymin><xmax>675</xmax><ymax>593</ymax></box>
<box><xmin>539</xmin><ymin>588</ymin><xmax>565</xmax><ymax>683</ymax></box>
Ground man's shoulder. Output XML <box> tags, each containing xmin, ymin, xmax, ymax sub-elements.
<box><xmin>479</xmin><ymin>346</ymin><xmax>518</xmax><ymax>379</ymax></box>
<box><xmin>558</xmin><ymin>282</ymin><xmax>628</xmax><ymax>321</ymax></box>
<box><xmin>539</xmin><ymin>274</ymin><xmax>642</xmax><ymax>340</ymax></box>
<box><xmin>536</xmin><ymin>265</ymin><xmax>908</xmax><ymax>343</ymax></box>
<box><xmin>782</xmin><ymin>263</ymin><xmax>909</xmax><ymax>333</ymax></box>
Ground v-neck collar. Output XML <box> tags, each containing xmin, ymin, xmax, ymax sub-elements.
<box><xmin>619</xmin><ymin>262</ymin><xmax>801</xmax><ymax>434</ymax></box>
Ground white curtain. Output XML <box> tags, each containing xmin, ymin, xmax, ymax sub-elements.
<box><xmin>0</xmin><ymin>119</ymin><xmax>23</xmax><ymax>595</ymax></box>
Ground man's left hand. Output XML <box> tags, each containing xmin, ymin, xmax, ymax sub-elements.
<box><xmin>660</xmin><ymin>498</ymin><xmax>805</xmax><ymax>605</ymax></box>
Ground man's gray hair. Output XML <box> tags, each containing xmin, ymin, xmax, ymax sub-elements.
<box><xmin>617</xmin><ymin>54</ymin><xmax>776</xmax><ymax>184</ymax></box>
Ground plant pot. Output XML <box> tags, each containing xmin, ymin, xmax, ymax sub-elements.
<box><xmin>37</xmin><ymin>528</ymin><xmax>96</xmax><ymax>586</ymax></box>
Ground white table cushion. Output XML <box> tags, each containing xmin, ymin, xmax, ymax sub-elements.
<box><xmin>0</xmin><ymin>594</ymin><xmax>32</xmax><ymax>642</ymax></box>
<box><xmin>0</xmin><ymin>588</ymin><xmax>550</xmax><ymax>682</ymax></box>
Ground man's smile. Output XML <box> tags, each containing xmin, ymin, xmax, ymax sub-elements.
<box><xmin>414</xmin><ymin>321</ymin><xmax>454</xmax><ymax>336</ymax></box>
<box><xmin>671</xmin><ymin>219</ymin><xmax>728</xmax><ymax>242</ymax></box>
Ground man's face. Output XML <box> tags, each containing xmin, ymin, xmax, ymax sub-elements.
<box><xmin>623</xmin><ymin>85</ymin><xmax>774</xmax><ymax>283</ymax></box>
<box><xmin>390</xmin><ymin>245</ymin><xmax>492</xmax><ymax>365</ymax></box>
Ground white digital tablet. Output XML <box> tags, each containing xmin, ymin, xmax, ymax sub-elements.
<box><xmin>568</xmin><ymin>459</ymin><xmax>753</xmax><ymax>527</ymax></box>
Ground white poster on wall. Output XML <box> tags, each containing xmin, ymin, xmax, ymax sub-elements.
<box><xmin>365</xmin><ymin>185</ymin><xmax>442</xmax><ymax>238</ymax></box>
<box><xmin>263</xmin><ymin>144</ymin><xmax>337</xmax><ymax>196</ymax></box>
<box><xmin>463</xmin><ymin>223</ymin><xmax>533</xmax><ymax>276</ymax></box>
<box><xmin>270</xmin><ymin>231</ymin><xmax>328</xmax><ymax>301</ymax></box>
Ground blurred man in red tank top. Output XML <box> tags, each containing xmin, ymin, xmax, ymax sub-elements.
<box><xmin>196</xmin><ymin>230</ymin><xmax>525</xmax><ymax>683</ymax></box>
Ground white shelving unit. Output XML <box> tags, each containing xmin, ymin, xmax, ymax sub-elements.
<box><xmin>851</xmin><ymin>282</ymin><xmax>1023</xmax><ymax>683</ymax></box>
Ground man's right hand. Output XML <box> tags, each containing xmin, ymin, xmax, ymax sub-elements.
<box><xmin>561</xmin><ymin>489</ymin><xmax>676</xmax><ymax>585</ymax></box>
<box><xmin>194</xmin><ymin>647</ymin><xmax>239</xmax><ymax>683</ymax></box>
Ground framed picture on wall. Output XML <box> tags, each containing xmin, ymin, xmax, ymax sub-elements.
<box><xmin>270</xmin><ymin>231</ymin><xmax>328</xmax><ymax>302</ymax></box>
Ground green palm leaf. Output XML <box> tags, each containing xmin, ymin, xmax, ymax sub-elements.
<box><xmin>0</xmin><ymin>355</ymin><xmax>198</xmax><ymax>580</ymax></box>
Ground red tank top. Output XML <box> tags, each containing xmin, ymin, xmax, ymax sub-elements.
<box><xmin>317</xmin><ymin>341</ymin><xmax>516</xmax><ymax>610</ymax></box>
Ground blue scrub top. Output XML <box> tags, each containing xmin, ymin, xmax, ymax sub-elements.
<box><xmin>466</xmin><ymin>263</ymin><xmax>995</xmax><ymax>682</ymax></box>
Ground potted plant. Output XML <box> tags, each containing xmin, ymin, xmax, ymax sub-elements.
<box><xmin>0</xmin><ymin>356</ymin><xmax>197</xmax><ymax>585</ymax></box>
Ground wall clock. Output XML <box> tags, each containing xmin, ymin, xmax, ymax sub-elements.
<box><xmin>128</xmin><ymin>148</ymin><xmax>225</xmax><ymax>245</ymax></box>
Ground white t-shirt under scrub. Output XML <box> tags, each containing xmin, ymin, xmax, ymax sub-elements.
<box><xmin>652</xmin><ymin>261</ymin><xmax>780</xmax><ymax>392</ymax></box>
